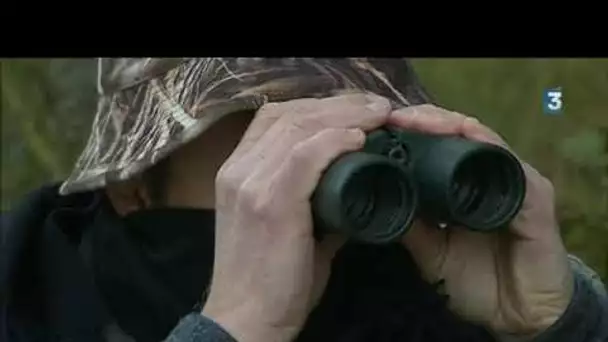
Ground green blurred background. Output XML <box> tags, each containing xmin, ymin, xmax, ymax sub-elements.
<box><xmin>2</xmin><ymin>58</ymin><xmax>607</xmax><ymax>280</ymax></box>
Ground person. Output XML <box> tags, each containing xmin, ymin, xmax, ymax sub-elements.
<box><xmin>1</xmin><ymin>58</ymin><xmax>606</xmax><ymax>342</ymax></box>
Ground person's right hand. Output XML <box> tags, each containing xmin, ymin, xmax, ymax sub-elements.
<box><xmin>202</xmin><ymin>93</ymin><xmax>392</xmax><ymax>342</ymax></box>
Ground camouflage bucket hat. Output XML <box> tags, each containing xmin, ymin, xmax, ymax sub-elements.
<box><xmin>59</xmin><ymin>58</ymin><xmax>431</xmax><ymax>195</ymax></box>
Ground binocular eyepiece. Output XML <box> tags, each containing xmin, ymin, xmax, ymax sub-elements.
<box><xmin>311</xmin><ymin>128</ymin><xmax>526</xmax><ymax>244</ymax></box>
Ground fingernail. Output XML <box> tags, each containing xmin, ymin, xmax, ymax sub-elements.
<box><xmin>465</xmin><ymin>117</ymin><xmax>479</xmax><ymax>124</ymax></box>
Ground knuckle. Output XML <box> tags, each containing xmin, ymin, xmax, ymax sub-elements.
<box><xmin>418</xmin><ymin>104</ymin><xmax>440</xmax><ymax>111</ymax></box>
<box><xmin>345</xmin><ymin>128</ymin><xmax>366</xmax><ymax>146</ymax></box>
<box><xmin>320</xmin><ymin>128</ymin><xmax>356</xmax><ymax>145</ymax></box>
<box><xmin>541</xmin><ymin>176</ymin><xmax>555</xmax><ymax>196</ymax></box>
<box><xmin>525</xmin><ymin>164</ymin><xmax>556</xmax><ymax>197</ymax></box>
<box><xmin>237</xmin><ymin>181</ymin><xmax>275</xmax><ymax>219</ymax></box>
<box><xmin>334</xmin><ymin>130</ymin><xmax>365</xmax><ymax>153</ymax></box>
<box><xmin>290</xmin><ymin>140</ymin><xmax>315</xmax><ymax>167</ymax></box>
<box><xmin>216</xmin><ymin>164</ymin><xmax>242</xmax><ymax>195</ymax></box>
<box><xmin>448</xmin><ymin>110</ymin><xmax>468</xmax><ymax>120</ymax></box>
<box><xmin>254</xmin><ymin>103</ymin><xmax>282</xmax><ymax>121</ymax></box>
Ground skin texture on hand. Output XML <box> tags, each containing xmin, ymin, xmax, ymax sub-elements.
<box><xmin>203</xmin><ymin>98</ymin><xmax>574</xmax><ymax>341</ymax></box>
<box><xmin>202</xmin><ymin>94</ymin><xmax>392</xmax><ymax>342</ymax></box>
<box><xmin>391</xmin><ymin>105</ymin><xmax>575</xmax><ymax>338</ymax></box>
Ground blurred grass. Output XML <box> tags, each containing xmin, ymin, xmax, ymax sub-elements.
<box><xmin>1</xmin><ymin>58</ymin><xmax>607</xmax><ymax>280</ymax></box>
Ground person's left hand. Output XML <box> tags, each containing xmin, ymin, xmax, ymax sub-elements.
<box><xmin>389</xmin><ymin>105</ymin><xmax>574</xmax><ymax>338</ymax></box>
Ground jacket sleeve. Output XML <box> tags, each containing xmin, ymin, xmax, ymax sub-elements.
<box><xmin>514</xmin><ymin>255</ymin><xmax>608</xmax><ymax>342</ymax></box>
<box><xmin>164</xmin><ymin>313</ymin><xmax>237</xmax><ymax>342</ymax></box>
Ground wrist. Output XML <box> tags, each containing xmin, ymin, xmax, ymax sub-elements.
<box><xmin>202</xmin><ymin>302</ymin><xmax>299</xmax><ymax>342</ymax></box>
<box><xmin>494</xmin><ymin>271</ymin><xmax>575</xmax><ymax>341</ymax></box>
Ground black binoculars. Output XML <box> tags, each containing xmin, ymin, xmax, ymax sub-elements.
<box><xmin>311</xmin><ymin>127</ymin><xmax>526</xmax><ymax>244</ymax></box>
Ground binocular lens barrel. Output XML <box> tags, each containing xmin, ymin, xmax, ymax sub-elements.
<box><xmin>311</xmin><ymin>153</ymin><xmax>417</xmax><ymax>244</ymax></box>
<box><xmin>312</xmin><ymin>128</ymin><xmax>526</xmax><ymax>244</ymax></box>
<box><xmin>446</xmin><ymin>148</ymin><xmax>525</xmax><ymax>231</ymax></box>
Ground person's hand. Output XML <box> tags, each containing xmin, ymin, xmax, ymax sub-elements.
<box><xmin>390</xmin><ymin>105</ymin><xmax>575</xmax><ymax>338</ymax></box>
<box><xmin>202</xmin><ymin>94</ymin><xmax>392</xmax><ymax>342</ymax></box>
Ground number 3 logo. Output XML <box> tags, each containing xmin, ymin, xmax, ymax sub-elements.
<box><xmin>547</xmin><ymin>91</ymin><xmax>562</xmax><ymax>111</ymax></box>
<box><xmin>544</xmin><ymin>88</ymin><xmax>563</xmax><ymax>115</ymax></box>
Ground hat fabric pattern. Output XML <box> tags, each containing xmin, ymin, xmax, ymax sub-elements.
<box><xmin>60</xmin><ymin>58</ymin><xmax>431</xmax><ymax>195</ymax></box>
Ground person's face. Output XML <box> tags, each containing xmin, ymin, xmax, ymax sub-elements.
<box><xmin>106</xmin><ymin>111</ymin><xmax>254</xmax><ymax>215</ymax></box>
<box><xmin>163</xmin><ymin>112</ymin><xmax>254</xmax><ymax>209</ymax></box>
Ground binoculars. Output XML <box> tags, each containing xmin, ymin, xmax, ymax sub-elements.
<box><xmin>311</xmin><ymin>127</ymin><xmax>526</xmax><ymax>244</ymax></box>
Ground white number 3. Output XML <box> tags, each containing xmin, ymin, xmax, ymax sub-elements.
<box><xmin>547</xmin><ymin>91</ymin><xmax>563</xmax><ymax>111</ymax></box>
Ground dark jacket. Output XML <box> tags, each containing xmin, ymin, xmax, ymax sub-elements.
<box><xmin>2</xmin><ymin>184</ymin><xmax>607</xmax><ymax>342</ymax></box>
